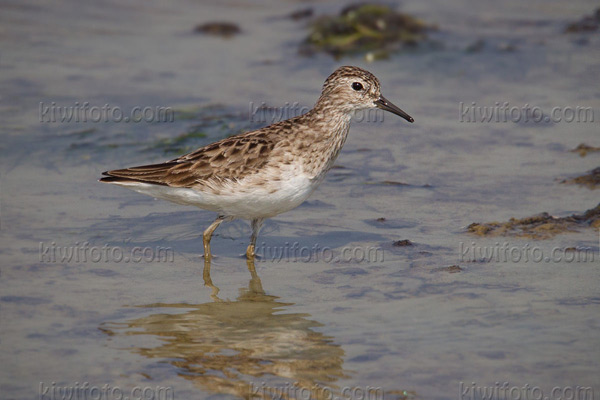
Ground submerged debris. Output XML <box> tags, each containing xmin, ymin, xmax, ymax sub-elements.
<box><xmin>194</xmin><ymin>22</ymin><xmax>241</xmax><ymax>38</ymax></box>
<box><xmin>465</xmin><ymin>39</ymin><xmax>485</xmax><ymax>53</ymax></box>
<box><xmin>365</xmin><ymin>180</ymin><xmax>431</xmax><ymax>188</ymax></box>
<box><xmin>301</xmin><ymin>3</ymin><xmax>436</xmax><ymax>59</ymax></box>
<box><xmin>497</xmin><ymin>42</ymin><xmax>517</xmax><ymax>52</ymax></box>
<box><xmin>565</xmin><ymin>8</ymin><xmax>600</xmax><ymax>33</ymax></box>
<box><xmin>464</xmin><ymin>39</ymin><xmax>517</xmax><ymax>53</ymax></box>
<box><xmin>571</xmin><ymin>143</ymin><xmax>600</xmax><ymax>157</ymax></box>
<box><xmin>437</xmin><ymin>265</ymin><xmax>462</xmax><ymax>273</ymax></box>
<box><xmin>467</xmin><ymin>203</ymin><xmax>600</xmax><ymax>239</ymax></box>
<box><xmin>561</xmin><ymin>167</ymin><xmax>600</xmax><ymax>189</ymax></box>
<box><xmin>288</xmin><ymin>8</ymin><xmax>314</xmax><ymax>21</ymax></box>
<box><xmin>381</xmin><ymin>389</ymin><xmax>418</xmax><ymax>400</ymax></box>
<box><xmin>66</xmin><ymin>128</ymin><xmax>96</xmax><ymax>137</ymax></box>
<box><xmin>366</xmin><ymin>180</ymin><xmax>410</xmax><ymax>186</ymax></box>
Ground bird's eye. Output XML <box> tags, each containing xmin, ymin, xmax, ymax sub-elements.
<box><xmin>351</xmin><ymin>82</ymin><xmax>363</xmax><ymax>91</ymax></box>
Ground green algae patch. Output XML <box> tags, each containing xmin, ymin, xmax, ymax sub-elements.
<box><xmin>149</xmin><ymin>104</ymin><xmax>257</xmax><ymax>155</ymax></box>
<box><xmin>467</xmin><ymin>203</ymin><xmax>600</xmax><ymax>239</ymax></box>
<box><xmin>571</xmin><ymin>143</ymin><xmax>600</xmax><ymax>157</ymax></box>
<box><xmin>561</xmin><ymin>167</ymin><xmax>600</xmax><ymax>189</ymax></box>
<box><xmin>301</xmin><ymin>4</ymin><xmax>436</xmax><ymax>59</ymax></box>
<box><xmin>148</xmin><ymin>129</ymin><xmax>207</xmax><ymax>155</ymax></box>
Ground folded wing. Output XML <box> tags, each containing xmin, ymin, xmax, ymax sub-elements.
<box><xmin>100</xmin><ymin>131</ymin><xmax>276</xmax><ymax>188</ymax></box>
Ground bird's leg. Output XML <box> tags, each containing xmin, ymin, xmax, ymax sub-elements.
<box><xmin>246</xmin><ymin>218</ymin><xmax>264</xmax><ymax>260</ymax></box>
<box><xmin>203</xmin><ymin>215</ymin><xmax>227</xmax><ymax>260</ymax></box>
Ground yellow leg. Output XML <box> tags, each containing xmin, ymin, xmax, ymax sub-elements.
<box><xmin>203</xmin><ymin>215</ymin><xmax>227</xmax><ymax>260</ymax></box>
<box><xmin>245</xmin><ymin>218</ymin><xmax>264</xmax><ymax>260</ymax></box>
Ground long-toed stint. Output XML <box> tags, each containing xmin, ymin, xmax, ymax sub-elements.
<box><xmin>100</xmin><ymin>66</ymin><xmax>414</xmax><ymax>260</ymax></box>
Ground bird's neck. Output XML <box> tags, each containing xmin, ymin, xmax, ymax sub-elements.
<box><xmin>308</xmin><ymin>99</ymin><xmax>353</xmax><ymax>138</ymax></box>
<box><xmin>296</xmin><ymin>102</ymin><xmax>353</xmax><ymax>179</ymax></box>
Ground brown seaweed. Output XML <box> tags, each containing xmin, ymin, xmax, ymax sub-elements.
<box><xmin>467</xmin><ymin>203</ymin><xmax>600</xmax><ymax>239</ymax></box>
<box><xmin>565</xmin><ymin>8</ymin><xmax>600</xmax><ymax>33</ymax></box>
<box><xmin>571</xmin><ymin>143</ymin><xmax>600</xmax><ymax>157</ymax></box>
<box><xmin>561</xmin><ymin>167</ymin><xmax>600</xmax><ymax>189</ymax></box>
<box><xmin>194</xmin><ymin>22</ymin><xmax>241</xmax><ymax>38</ymax></box>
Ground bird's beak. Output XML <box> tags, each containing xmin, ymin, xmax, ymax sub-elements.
<box><xmin>375</xmin><ymin>96</ymin><xmax>414</xmax><ymax>123</ymax></box>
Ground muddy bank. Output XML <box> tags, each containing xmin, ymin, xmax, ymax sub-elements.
<box><xmin>565</xmin><ymin>8</ymin><xmax>600</xmax><ymax>33</ymax></box>
<box><xmin>570</xmin><ymin>143</ymin><xmax>600</xmax><ymax>157</ymax></box>
<box><xmin>561</xmin><ymin>167</ymin><xmax>600</xmax><ymax>190</ymax></box>
<box><xmin>467</xmin><ymin>203</ymin><xmax>600</xmax><ymax>239</ymax></box>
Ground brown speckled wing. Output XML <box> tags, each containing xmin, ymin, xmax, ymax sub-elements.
<box><xmin>101</xmin><ymin>129</ymin><xmax>277</xmax><ymax>188</ymax></box>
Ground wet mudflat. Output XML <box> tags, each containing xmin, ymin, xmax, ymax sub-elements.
<box><xmin>1</xmin><ymin>0</ymin><xmax>598</xmax><ymax>399</ymax></box>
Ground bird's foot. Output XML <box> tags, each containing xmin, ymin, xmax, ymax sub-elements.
<box><xmin>245</xmin><ymin>244</ymin><xmax>258</xmax><ymax>261</ymax></box>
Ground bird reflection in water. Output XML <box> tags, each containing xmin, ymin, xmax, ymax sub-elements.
<box><xmin>101</xmin><ymin>259</ymin><xmax>348</xmax><ymax>399</ymax></box>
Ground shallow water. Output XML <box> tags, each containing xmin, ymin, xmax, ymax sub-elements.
<box><xmin>1</xmin><ymin>0</ymin><xmax>599</xmax><ymax>399</ymax></box>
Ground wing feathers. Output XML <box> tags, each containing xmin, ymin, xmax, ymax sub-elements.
<box><xmin>101</xmin><ymin>129</ymin><xmax>278</xmax><ymax>188</ymax></box>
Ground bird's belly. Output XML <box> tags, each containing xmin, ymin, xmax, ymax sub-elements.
<box><xmin>114</xmin><ymin>168</ymin><xmax>319</xmax><ymax>219</ymax></box>
<box><xmin>214</xmin><ymin>172</ymin><xmax>318</xmax><ymax>218</ymax></box>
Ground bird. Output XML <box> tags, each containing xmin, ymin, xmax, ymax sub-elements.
<box><xmin>100</xmin><ymin>66</ymin><xmax>414</xmax><ymax>260</ymax></box>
